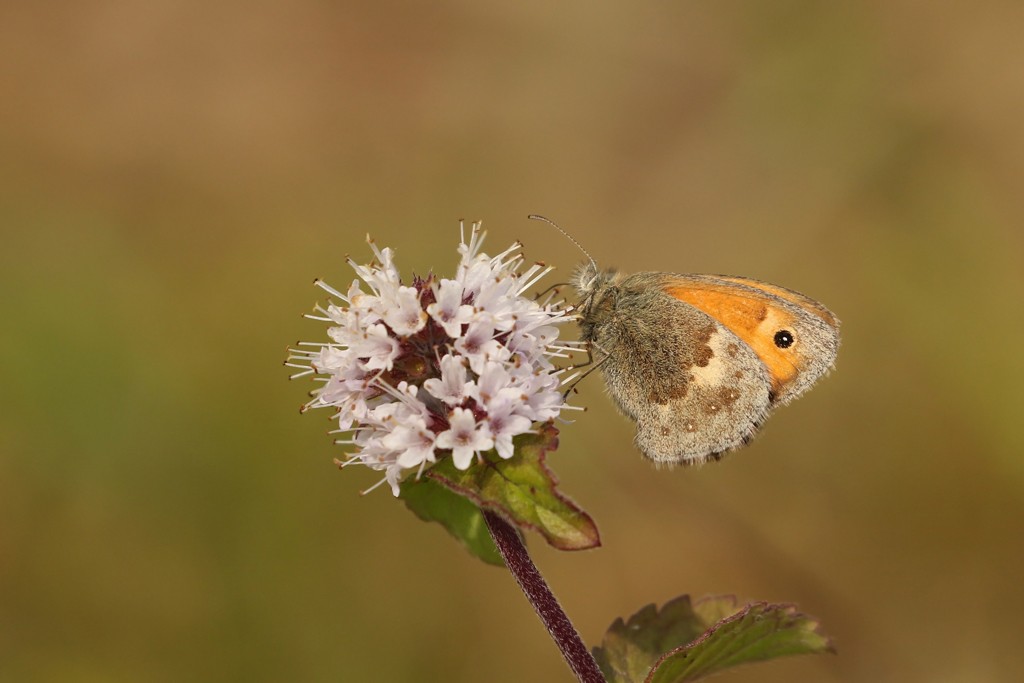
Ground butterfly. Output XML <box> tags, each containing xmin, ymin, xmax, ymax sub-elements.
<box><xmin>573</xmin><ymin>262</ymin><xmax>839</xmax><ymax>464</ymax></box>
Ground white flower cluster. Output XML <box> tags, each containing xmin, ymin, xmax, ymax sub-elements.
<box><xmin>287</xmin><ymin>222</ymin><xmax>581</xmax><ymax>495</ymax></box>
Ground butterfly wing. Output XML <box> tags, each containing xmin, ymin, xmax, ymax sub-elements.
<box><xmin>587</xmin><ymin>271</ymin><xmax>839</xmax><ymax>464</ymax></box>
<box><xmin>592</xmin><ymin>273</ymin><xmax>775</xmax><ymax>464</ymax></box>
<box><xmin>661</xmin><ymin>274</ymin><xmax>840</xmax><ymax>404</ymax></box>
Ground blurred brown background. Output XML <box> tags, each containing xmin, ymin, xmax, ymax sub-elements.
<box><xmin>2</xmin><ymin>1</ymin><xmax>1023</xmax><ymax>681</ymax></box>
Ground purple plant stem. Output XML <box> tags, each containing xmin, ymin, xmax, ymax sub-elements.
<box><xmin>483</xmin><ymin>510</ymin><xmax>606</xmax><ymax>683</ymax></box>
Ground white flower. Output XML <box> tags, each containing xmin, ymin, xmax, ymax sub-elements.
<box><xmin>381</xmin><ymin>414</ymin><xmax>437</xmax><ymax>469</ymax></box>
<box><xmin>523</xmin><ymin>372</ymin><xmax>566</xmax><ymax>422</ymax></box>
<box><xmin>426</xmin><ymin>279</ymin><xmax>474</xmax><ymax>338</ymax></box>
<box><xmin>485</xmin><ymin>402</ymin><xmax>534</xmax><ymax>459</ymax></box>
<box><xmin>455</xmin><ymin>321</ymin><xmax>512</xmax><ymax>374</ymax></box>
<box><xmin>383</xmin><ymin>285</ymin><xmax>427</xmax><ymax>336</ymax></box>
<box><xmin>353</xmin><ymin>323</ymin><xmax>401</xmax><ymax>371</ymax></box>
<box><xmin>423</xmin><ymin>354</ymin><xmax>469</xmax><ymax>407</ymax></box>
<box><xmin>436</xmin><ymin>407</ymin><xmax>494</xmax><ymax>470</ymax></box>
<box><xmin>468</xmin><ymin>361</ymin><xmax>523</xmax><ymax>410</ymax></box>
<box><xmin>287</xmin><ymin>221</ymin><xmax>582</xmax><ymax>496</ymax></box>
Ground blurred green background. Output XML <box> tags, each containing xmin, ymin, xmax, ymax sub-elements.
<box><xmin>3</xmin><ymin>2</ymin><xmax>1023</xmax><ymax>681</ymax></box>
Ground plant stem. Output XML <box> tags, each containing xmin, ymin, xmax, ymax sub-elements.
<box><xmin>483</xmin><ymin>510</ymin><xmax>606</xmax><ymax>683</ymax></box>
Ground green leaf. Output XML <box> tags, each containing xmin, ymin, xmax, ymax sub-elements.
<box><xmin>647</xmin><ymin>599</ymin><xmax>834</xmax><ymax>682</ymax></box>
<box><xmin>424</xmin><ymin>424</ymin><xmax>600</xmax><ymax>552</ymax></box>
<box><xmin>401</xmin><ymin>475</ymin><xmax>504</xmax><ymax>566</ymax></box>
<box><xmin>593</xmin><ymin>595</ymin><xmax>712</xmax><ymax>683</ymax></box>
<box><xmin>593</xmin><ymin>595</ymin><xmax>834</xmax><ymax>683</ymax></box>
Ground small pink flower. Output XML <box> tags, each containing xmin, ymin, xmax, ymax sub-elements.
<box><xmin>287</xmin><ymin>221</ymin><xmax>582</xmax><ymax>495</ymax></box>
<box><xmin>423</xmin><ymin>354</ymin><xmax>469</xmax><ymax>407</ymax></box>
<box><xmin>427</xmin><ymin>279</ymin><xmax>474</xmax><ymax>338</ymax></box>
<box><xmin>384</xmin><ymin>285</ymin><xmax>427</xmax><ymax>337</ymax></box>
<box><xmin>436</xmin><ymin>407</ymin><xmax>495</xmax><ymax>470</ymax></box>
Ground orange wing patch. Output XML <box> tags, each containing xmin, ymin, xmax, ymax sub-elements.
<box><xmin>664</xmin><ymin>280</ymin><xmax>805</xmax><ymax>395</ymax></box>
<box><xmin>713</xmin><ymin>276</ymin><xmax>838</xmax><ymax>327</ymax></box>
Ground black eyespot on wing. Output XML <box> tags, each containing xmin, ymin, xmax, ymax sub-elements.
<box><xmin>773</xmin><ymin>330</ymin><xmax>794</xmax><ymax>348</ymax></box>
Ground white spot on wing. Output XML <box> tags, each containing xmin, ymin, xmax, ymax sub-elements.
<box><xmin>689</xmin><ymin>330</ymin><xmax>731</xmax><ymax>387</ymax></box>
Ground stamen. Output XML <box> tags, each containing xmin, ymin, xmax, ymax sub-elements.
<box><xmin>314</xmin><ymin>279</ymin><xmax>350</xmax><ymax>301</ymax></box>
<box><xmin>517</xmin><ymin>265</ymin><xmax>554</xmax><ymax>295</ymax></box>
<box><xmin>300</xmin><ymin>396</ymin><xmax>332</xmax><ymax>412</ymax></box>
<box><xmin>560</xmin><ymin>371</ymin><xmax>582</xmax><ymax>386</ymax></box>
<box><xmin>368</xmin><ymin>374</ymin><xmax>426</xmax><ymax>412</ymax></box>
<box><xmin>416</xmin><ymin>457</ymin><xmax>430</xmax><ymax>479</ymax></box>
<box><xmin>549</xmin><ymin>342</ymin><xmax>586</xmax><ymax>351</ymax></box>
<box><xmin>490</xmin><ymin>242</ymin><xmax>522</xmax><ymax>267</ymax></box>
<box><xmin>359</xmin><ymin>476</ymin><xmax>391</xmax><ymax>496</ymax></box>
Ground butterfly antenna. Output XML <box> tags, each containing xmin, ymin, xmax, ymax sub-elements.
<box><xmin>527</xmin><ymin>215</ymin><xmax>598</xmax><ymax>272</ymax></box>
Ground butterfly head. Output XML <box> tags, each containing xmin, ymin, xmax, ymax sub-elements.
<box><xmin>571</xmin><ymin>261</ymin><xmax>619</xmax><ymax>299</ymax></box>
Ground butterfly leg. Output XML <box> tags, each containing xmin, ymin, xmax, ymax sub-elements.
<box><xmin>531</xmin><ymin>282</ymin><xmax>569</xmax><ymax>301</ymax></box>
<box><xmin>561</xmin><ymin>341</ymin><xmax>610</xmax><ymax>398</ymax></box>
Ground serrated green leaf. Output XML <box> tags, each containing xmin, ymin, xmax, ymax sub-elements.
<box><xmin>593</xmin><ymin>596</ymin><xmax>834</xmax><ymax>683</ymax></box>
<box><xmin>425</xmin><ymin>424</ymin><xmax>600</xmax><ymax>551</ymax></box>
<box><xmin>401</xmin><ymin>475</ymin><xmax>504</xmax><ymax>566</ymax></box>
<box><xmin>646</xmin><ymin>600</ymin><xmax>834</xmax><ymax>682</ymax></box>
<box><xmin>593</xmin><ymin>595</ymin><xmax>713</xmax><ymax>683</ymax></box>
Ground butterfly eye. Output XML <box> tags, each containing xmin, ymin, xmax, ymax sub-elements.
<box><xmin>773</xmin><ymin>330</ymin><xmax>795</xmax><ymax>349</ymax></box>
